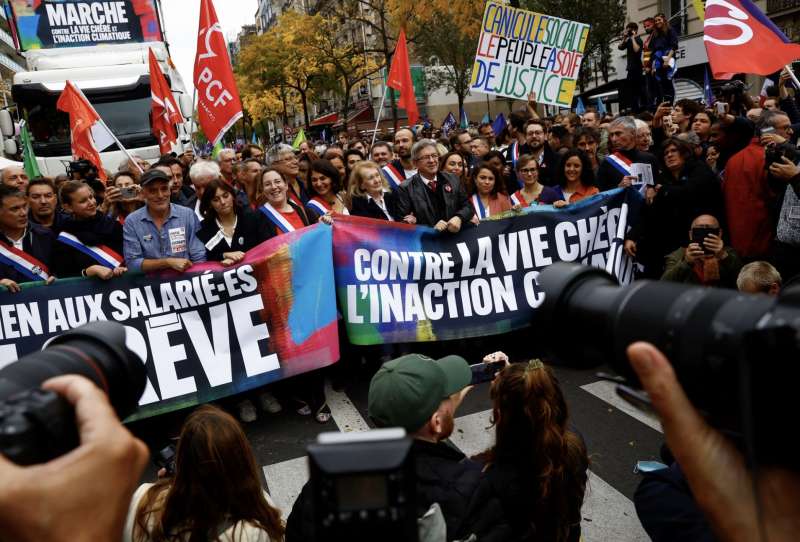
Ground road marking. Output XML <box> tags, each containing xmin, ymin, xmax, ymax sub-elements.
<box><xmin>262</xmin><ymin>456</ymin><xmax>308</xmax><ymax>519</ymax></box>
<box><xmin>263</xmin><ymin>388</ymin><xmax>652</xmax><ymax>540</ymax></box>
<box><xmin>581</xmin><ymin>380</ymin><xmax>663</xmax><ymax>433</ymax></box>
<box><xmin>325</xmin><ymin>379</ymin><xmax>371</xmax><ymax>433</ymax></box>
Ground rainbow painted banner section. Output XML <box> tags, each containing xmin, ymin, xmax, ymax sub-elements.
<box><xmin>0</xmin><ymin>224</ymin><xmax>339</xmax><ymax>420</ymax></box>
<box><xmin>334</xmin><ymin>188</ymin><xmax>639</xmax><ymax>345</ymax></box>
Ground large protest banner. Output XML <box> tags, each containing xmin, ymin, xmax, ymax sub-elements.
<box><xmin>0</xmin><ymin>224</ymin><xmax>339</xmax><ymax>420</ymax></box>
<box><xmin>470</xmin><ymin>1</ymin><xmax>590</xmax><ymax>107</ymax></box>
<box><xmin>334</xmin><ymin>189</ymin><xmax>639</xmax><ymax>345</ymax></box>
<box><xmin>4</xmin><ymin>0</ymin><xmax>162</xmax><ymax>50</ymax></box>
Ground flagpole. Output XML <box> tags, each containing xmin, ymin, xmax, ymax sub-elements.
<box><xmin>370</xmin><ymin>85</ymin><xmax>388</xmax><ymax>149</ymax></box>
<box><xmin>74</xmin><ymin>85</ymin><xmax>143</xmax><ymax>174</ymax></box>
<box><xmin>189</xmin><ymin>87</ymin><xmax>198</xmax><ymax>150</ymax></box>
<box><xmin>784</xmin><ymin>64</ymin><xmax>800</xmax><ymax>90</ymax></box>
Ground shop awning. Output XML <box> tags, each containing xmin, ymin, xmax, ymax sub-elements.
<box><xmin>309</xmin><ymin>112</ymin><xmax>338</xmax><ymax>126</ymax></box>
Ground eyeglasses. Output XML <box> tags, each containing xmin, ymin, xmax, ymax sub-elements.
<box><xmin>416</xmin><ymin>153</ymin><xmax>439</xmax><ymax>162</ymax></box>
<box><xmin>519</xmin><ymin>168</ymin><xmax>538</xmax><ymax>175</ymax></box>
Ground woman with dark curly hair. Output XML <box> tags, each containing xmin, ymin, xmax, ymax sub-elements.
<box><xmin>477</xmin><ymin>358</ymin><xmax>589</xmax><ymax>542</ymax></box>
<box><xmin>553</xmin><ymin>149</ymin><xmax>599</xmax><ymax>208</ymax></box>
<box><xmin>468</xmin><ymin>162</ymin><xmax>511</xmax><ymax>223</ymax></box>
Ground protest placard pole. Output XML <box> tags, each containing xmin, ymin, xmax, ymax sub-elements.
<box><xmin>785</xmin><ymin>64</ymin><xmax>800</xmax><ymax>89</ymax></box>
<box><xmin>370</xmin><ymin>85</ymin><xmax>388</xmax><ymax>148</ymax></box>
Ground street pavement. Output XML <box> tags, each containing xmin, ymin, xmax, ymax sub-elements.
<box><xmin>129</xmin><ymin>354</ymin><xmax>663</xmax><ymax>541</ymax></box>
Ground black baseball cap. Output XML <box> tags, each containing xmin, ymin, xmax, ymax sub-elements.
<box><xmin>139</xmin><ymin>169</ymin><xmax>170</xmax><ymax>187</ymax></box>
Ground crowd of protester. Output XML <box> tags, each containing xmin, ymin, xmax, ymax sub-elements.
<box><xmin>2</xmin><ymin>32</ymin><xmax>800</xmax><ymax>540</ymax></box>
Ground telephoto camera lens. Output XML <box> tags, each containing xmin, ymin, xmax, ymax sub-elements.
<box><xmin>537</xmin><ymin>263</ymin><xmax>800</xmax><ymax>467</ymax></box>
<box><xmin>0</xmin><ymin>321</ymin><xmax>146</xmax><ymax>464</ymax></box>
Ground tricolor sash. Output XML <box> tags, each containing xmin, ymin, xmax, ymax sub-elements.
<box><xmin>0</xmin><ymin>239</ymin><xmax>50</xmax><ymax>281</ymax></box>
<box><xmin>381</xmin><ymin>164</ymin><xmax>404</xmax><ymax>190</ymax></box>
<box><xmin>606</xmin><ymin>152</ymin><xmax>633</xmax><ymax>177</ymax></box>
<box><xmin>471</xmin><ymin>195</ymin><xmax>488</xmax><ymax>220</ymax></box>
<box><xmin>306</xmin><ymin>197</ymin><xmax>330</xmax><ymax>216</ymax></box>
<box><xmin>259</xmin><ymin>203</ymin><xmax>296</xmax><ymax>233</ymax></box>
<box><xmin>56</xmin><ymin>232</ymin><xmax>123</xmax><ymax>269</ymax></box>
<box><xmin>510</xmin><ymin>190</ymin><xmax>528</xmax><ymax>207</ymax></box>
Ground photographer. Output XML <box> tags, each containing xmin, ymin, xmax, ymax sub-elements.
<box><xmin>765</xmin><ymin>144</ymin><xmax>800</xmax><ymax>280</ymax></box>
<box><xmin>0</xmin><ymin>375</ymin><xmax>148</xmax><ymax>542</ymax></box>
<box><xmin>628</xmin><ymin>342</ymin><xmax>800</xmax><ymax>542</ymax></box>
<box><xmin>286</xmin><ymin>354</ymin><xmax>509</xmax><ymax>541</ymax></box>
<box><xmin>661</xmin><ymin>214</ymin><xmax>742</xmax><ymax>288</ymax></box>
<box><xmin>618</xmin><ymin>23</ymin><xmax>645</xmax><ymax>113</ymax></box>
<box><xmin>722</xmin><ymin>111</ymin><xmax>785</xmax><ymax>261</ymax></box>
<box><xmin>475</xmin><ymin>356</ymin><xmax>589</xmax><ymax>542</ymax></box>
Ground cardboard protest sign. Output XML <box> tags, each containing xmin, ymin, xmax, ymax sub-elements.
<box><xmin>470</xmin><ymin>1</ymin><xmax>590</xmax><ymax>107</ymax></box>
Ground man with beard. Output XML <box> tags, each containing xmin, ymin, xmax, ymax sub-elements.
<box><xmin>520</xmin><ymin>120</ymin><xmax>558</xmax><ymax>187</ymax></box>
<box><xmin>381</xmin><ymin>128</ymin><xmax>417</xmax><ymax>190</ymax></box>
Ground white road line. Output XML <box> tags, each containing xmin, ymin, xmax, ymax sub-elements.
<box><xmin>262</xmin><ymin>456</ymin><xmax>308</xmax><ymax>520</ymax></box>
<box><xmin>324</xmin><ymin>379</ymin><xmax>371</xmax><ymax>433</ymax></box>
<box><xmin>583</xmin><ymin>472</ymin><xmax>650</xmax><ymax>541</ymax></box>
<box><xmin>581</xmin><ymin>380</ymin><xmax>663</xmax><ymax>433</ymax></box>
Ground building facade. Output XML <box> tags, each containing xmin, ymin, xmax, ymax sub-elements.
<box><xmin>0</xmin><ymin>10</ymin><xmax>25</xmax><ymax>108</ymax></box>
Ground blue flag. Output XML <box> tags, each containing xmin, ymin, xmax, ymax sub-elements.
<box><xmin>575</xmin><ymin>97</ymin><xmax>586</xmax><ymax>115</ymax></box>
<box><xmin>251</xmin><ymin>131</ymin><xmax>258</xmax><ymax>144</ymax></box>
<box><xmin>481</xmin><ymin>113</ymin><xmax>491</xmax><ymax>124</ymax></box>
<box><xmin>442</xmin><ymin>112</ymin><xmax>457</xmax><ymax>135</ymax></box>
<box><xmin>704</xmin><ymin>67</ymin><xmax>715</xmax><ymax>106</ymax></box>
<box><xmin>321</xmin><ymin>128</ymin><xmax>328</xmax><ymax>142</ymax></box>
<box><xmin>596</xmin><ymin>97</ymin><xmax>607</xmax><ymax>115</ymax></box>
<box><xmin>492</xmin><ymin>113</ymin><xmax>507</xmax><ymax>136</ymax></box>
<box><xmin>460</xmin><ymin>109</ymin><xmax>469</xmax><ymax>129</ymax></box>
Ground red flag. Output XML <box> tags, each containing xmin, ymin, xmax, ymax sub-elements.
<box><xmin>193</xmin><ymin>0</ymin><xmax>243</xmax><ymax>145</ymax></box>
<box><xmin>56</xmin><ymin>81</ymin><xmax>109</xmax><ymax>181</ymax></box>
<box><xmin>387</xmin><ymin>29</ymin><xmax>418</xmax><ymax>126</ymax></box>
<box><xmin>149</xmin><ymin>49</ymin><xmax>183</xmax><ymax>154</ymax></box>
<box><xmin>704</xmin><ymin>0</ymin><xmax>800</xmax><ymax>79</ymax></box>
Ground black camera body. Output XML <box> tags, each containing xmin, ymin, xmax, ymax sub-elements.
<box><xmin>308</xmin><ymin>428</ymin><xmax>418</xmax><ymax>542</ymax></box>
<box><xmin>538</xmin><ymin>263</ymin><xmax>800</xmax><ymax>468</ymax></box>
<box><xmin>764</xmin><ymin>141</ymin><xmax>799</xmax><ymax>170</ymax></box>
<box><xmin>0</xmin><ymin>322</ymin><xmax>146</xmax><ymax>465</ymax></box>
<box><xmin>719</xmin><ymin>79</ymin><xmax>746</xmax><ymax>96</ymax></box>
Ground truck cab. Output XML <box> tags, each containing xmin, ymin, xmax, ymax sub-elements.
<box><xmin>11</xmin><ymin>42</ymin><xmax>190</xmax><ymax>176</ymax></box>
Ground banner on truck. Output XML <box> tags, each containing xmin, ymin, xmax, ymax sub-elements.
<box><xmin>470</xmin><ymin>1</ymin><xmax>590</xmax><ymax>108</ymax></box>
<box><xmin>5</xmin><ymin>0</ymin><xmax>162</xmax><ymax>50</ymax></box>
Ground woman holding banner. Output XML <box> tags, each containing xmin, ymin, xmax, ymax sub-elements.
<box><xmin>469</xmin><ymin>163</ymin><xmax>512</xmax><ymax>224</ymax></box>
<box><xmin>255</xmin><ymin>169</ymin><xmax>311</xmax><ymax>235</ymax></box>
<box><xmin>306</xmin><ymin>159</ymin><xmax>348</xmax><ymax>224</ymax></box>
<box><xmin>511</xmin><ymin>155</ymin><xmax>560</xmax><ymax>208</ymax></box>
<box><xmin>197</xmin><ymin>179</ymin><xmax>273</xmax><ymax>266</ymax></box>
<box><xmin>56</xmin><ymin>180</ymin><xmax>127</xmax><ymax>279</ymax></box>
<box><xmin>553</xmin><ymin>150</ymin><xmax>600</xmax><ymax>208</ymax></box>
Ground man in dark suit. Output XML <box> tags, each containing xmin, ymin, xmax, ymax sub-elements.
<box><xmin>395</xmin><ymin>139</ymin><xmax>473</xmax><ymax>232</ymax></box>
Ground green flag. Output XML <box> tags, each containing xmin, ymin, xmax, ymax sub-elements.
<box><xmin>211</xmin><ymin>141</ymin><xmax>223</xmax><ymax>159</ymax></box>
<box><xmin>292</xmin><ymin>128</ymin><xmax>307</xmax><ymax>150</ymax></box>
<box><xmin>20</xmin><ymin>121</ymin><xmax>41</xmax><ymax>178</ymax></box>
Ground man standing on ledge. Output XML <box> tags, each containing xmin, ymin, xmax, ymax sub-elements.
<box><xmin>396</xmin><ymin>139</ymin><xmax>473</xmax><ymax>232</ymax></box>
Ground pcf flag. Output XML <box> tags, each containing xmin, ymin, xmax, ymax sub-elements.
<box><xmin>56</xmin><ymin>81</ymin><xmax>114</xmax><ymax>181</ymax></box>
<box><xmin>149</xmin><ymin>49</ymin><xmax>183</xmax><ymax>154</ymax></box>
<box><xmin>704</xmin><ymin>0</ymin><xmax>800</xmax><ymax>79</ymax></box>
<box><xmin>194</xmin><ymin>0</ymin><xmax>243</xmax><ymax>145</ymax></box>
<box><xmin>387</xmin><ymin>29</ymin><xmax>418</xmax><ymax>126</ymax></box>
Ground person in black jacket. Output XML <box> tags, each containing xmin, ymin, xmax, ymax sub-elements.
<box><xmin>285</xmin><ymin>354</ymin><xmax>511</xmax><ymax>542</ymax></box>
<box><xmin>348</xmin><ymin>161</ymin><xmax>399</xmax><ymax>221</ymax></box>
<box><xmin>597</xmin><ymin>116</ymin><xmax>661</xmax><ymax>192</ymax></box>
<box><xmin>474</xmin><ymin>355</ymin><xmax>589</xmax><ymax>542</ymax></box>
<box><xmin>56</xmin><ymin>181</ymin><xmax>127</xmax><ymax>280</ymax></box>
<box><xmin>197</xmin><ymin>179</ymin><xmax>273</xmax><ymax>266</ymax></box>
<box><xmin>395</xmin><ymin>139</ymin><xmax>473</xmax><ymax>231</ymax></box>
<box><xmin>625</xmin><ymin>138</ymin><xmax>723</xmax><ymax>277</ymax></box>
<box><xmin>0</xmin><ymin>185</ymin><xmax>58</xmax><ymax>291</ymax></box>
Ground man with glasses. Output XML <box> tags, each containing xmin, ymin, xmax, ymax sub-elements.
<box><xmin>521</xmin><ymin>120</ymin><xmax>557</xmax><ymax>186</ymax></box>
<box><xmin>396</xmin><ymin>139</ymin><xmax>473</xmax><ymax>232</ymax></box>
<box><xmin>266</xmin><ymin>143</ymin><xmax>309</xmax><ymax>205</ymax></box>
<box><xmin>217</xmin><ymin>148</ymin><xmax>236</xmax><ymax>184</ymax></box>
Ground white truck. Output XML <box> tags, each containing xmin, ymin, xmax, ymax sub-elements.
<box><xmin>0</xmin><ymin>0</ymin><xmax>193</xmax><ymax>176</ymax></box>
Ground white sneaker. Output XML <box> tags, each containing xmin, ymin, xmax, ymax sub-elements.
<box><xmin>258</xmin><ymin>391</ymin><xmax>282</xmax><ymax>414</ymax></box>
<box><xmin>237</xmin><ymin>400</ymin><xmax>257</xmax><ymax>423</ymax></box>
